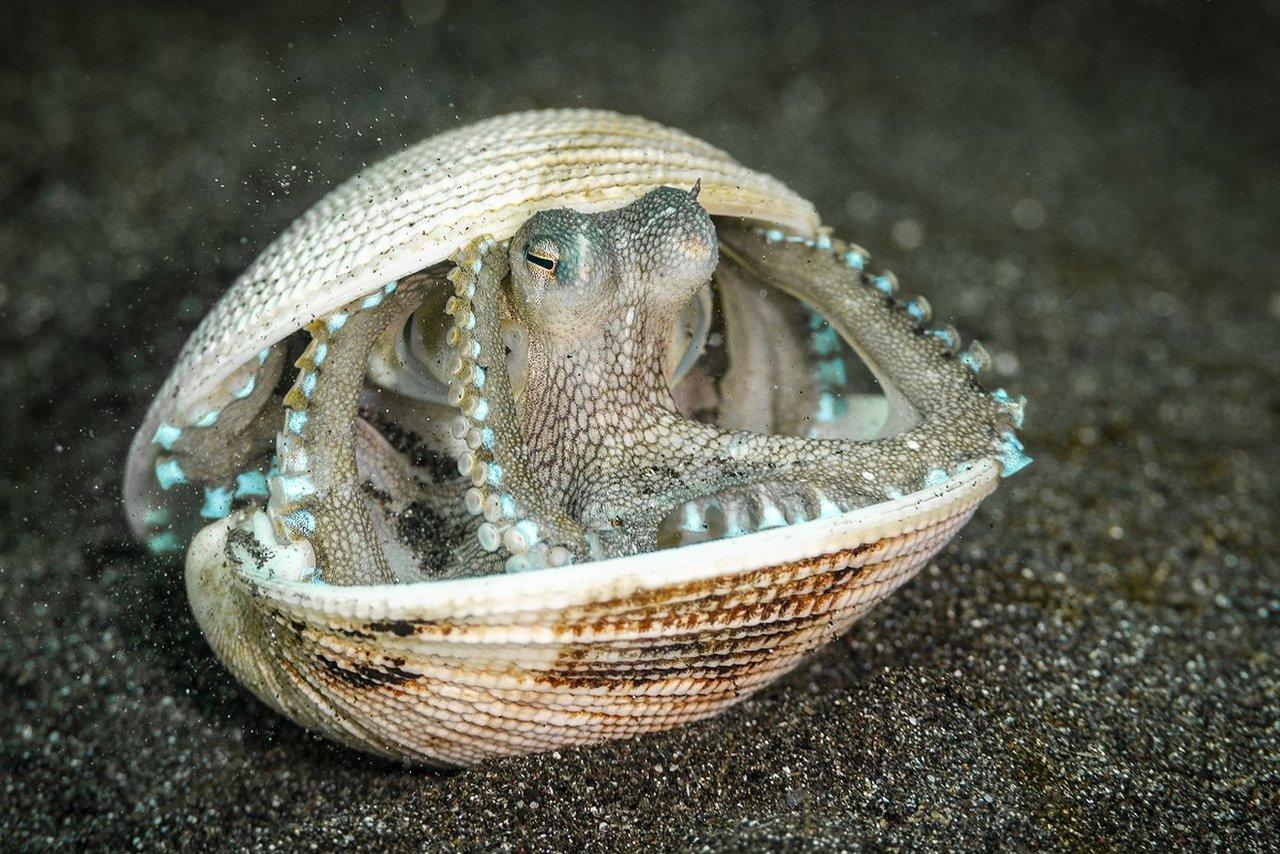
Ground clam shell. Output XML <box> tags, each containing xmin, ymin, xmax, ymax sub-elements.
<box><xmin>127</xmin><ymin>108</ymin><xmax>1017</xmax><ymax>766</ymax></box>
<box><xmin>188</xmin><ymin>461</ymin><xmax>996</xmax><ymax>766</ymax></box>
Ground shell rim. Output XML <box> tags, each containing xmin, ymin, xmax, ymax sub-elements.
<box><xmin>225</xmin><ymin>459</ymin><xmax>999</xmax><ymax>620</ymax></box>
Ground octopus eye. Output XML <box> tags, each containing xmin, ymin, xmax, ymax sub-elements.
<box><xmin>525</xmin><ymin>250</ymin><xmax>557</xmax><ymax>272</ymax></box>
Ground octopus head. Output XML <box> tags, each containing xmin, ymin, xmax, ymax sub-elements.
<box><xmin>508</xmin><ymin>185</ymin><xmax>717</xmax><ymax>345</ymax></box>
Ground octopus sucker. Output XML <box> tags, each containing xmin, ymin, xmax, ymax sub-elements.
<box><xmin>125</xmin><ymin>109</ymin><xmax>1029</xmax><ymax>765</ymax></box>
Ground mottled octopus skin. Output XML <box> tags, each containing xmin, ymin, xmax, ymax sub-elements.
<box><xmin>125</xmin><ymin>109</ymin><xmax>1028</xmax><ymax>766</ymax></box>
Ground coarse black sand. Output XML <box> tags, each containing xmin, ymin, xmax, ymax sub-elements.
<box><xmin>2</xmin><ymin>1</ymin><xmax>1277</xmax><ymax>849</ymax></box>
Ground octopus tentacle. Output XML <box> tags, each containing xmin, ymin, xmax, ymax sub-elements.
<box><xmin>134</xmin><ymin>344</ymin><xmax>285</xmax><ymax>553</ymax></box>
<box><xmin>265</xmin><ymin>277</ymin><xmax>423</xmax><ymax>585</ymax></box>
<box><xmin>719</xmin><ymin>225</ymin><xmax>1028</xmax><ymax>449</ymax></box>
<box><xmin>441</xmin><ymin>237</ymin><xmax>582</xmax><ymax>572</ymax></box>
<box><xmin>720</xmin><ymin>227</ymin><xmax>1031</xmax><ymax>482</ymax></box>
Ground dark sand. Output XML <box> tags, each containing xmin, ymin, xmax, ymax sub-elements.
<box><xmin>2</xmin><ymin>1</ymin><xmax>1277</xmax><ymax>849</ymax></box>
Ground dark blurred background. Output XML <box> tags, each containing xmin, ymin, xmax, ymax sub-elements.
<box><xmin>2</xmin><ymin>0</ymin><xmax>1277</xmax><ymax>848</ymax></box>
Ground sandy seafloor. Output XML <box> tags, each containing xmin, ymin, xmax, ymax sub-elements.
<box><xmin>2</xmin><ymin>0</ymin><xmax>1277</xmax><ymax>849</ymax></box>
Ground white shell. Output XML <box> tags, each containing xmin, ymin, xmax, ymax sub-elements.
<box><xmin>188</xmin><ymin>462</ymin><xmax>997</xmax><ymax>766</ymax></box>
<box><xmin>128</xmin><ymin>109</ymin><xmax>1006</xmax><ymax>766</ymax></box>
